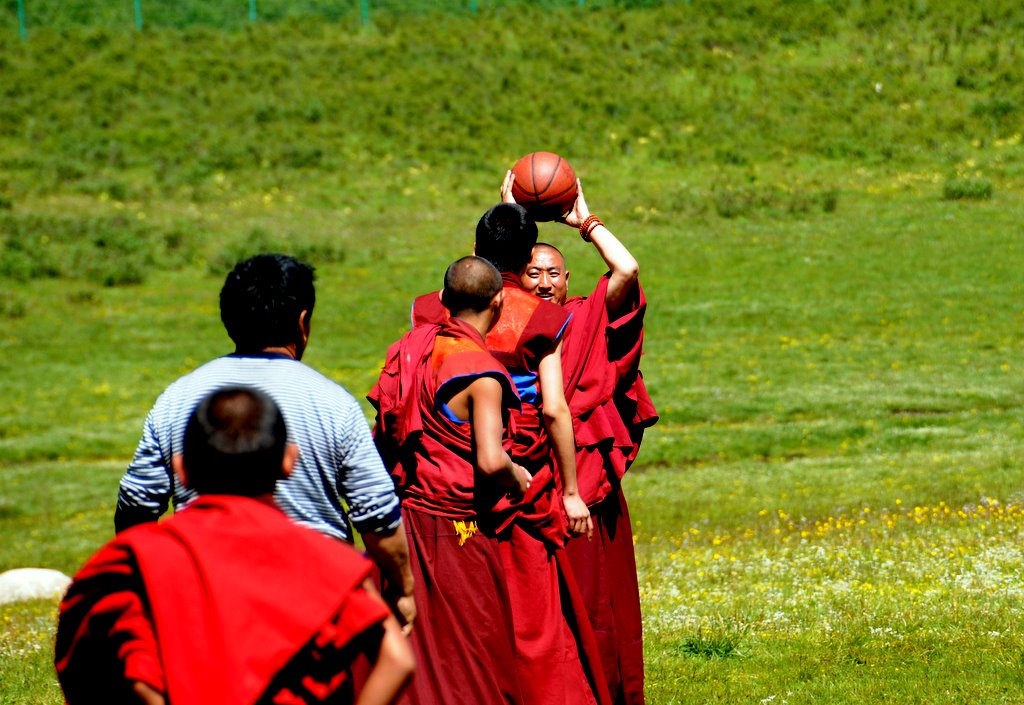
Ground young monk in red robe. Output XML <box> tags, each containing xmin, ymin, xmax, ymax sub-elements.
<box><xmin>508</xmin><ymin>173</ymin><xmax>659</xmax><ymax>705</ymax></box>
<box><xmin>55</xmin><ymin>387</ymin><xmax>414</xmax><ymax>705</ymax></box>
<box><xmin>369</xmin><ymin>255</ymin><xmax>532</xmax><ymax>705</ymax></box>
<box><xmin>411</xmin><ymin>205</ymin><xmax>609</xmax><ymax>705</ymax></box>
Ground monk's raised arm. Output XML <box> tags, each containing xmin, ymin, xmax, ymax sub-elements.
<box><xmin>559</xmin><ymin>180</ymin><xmax>639</xmax><ymax>314</ymax></box>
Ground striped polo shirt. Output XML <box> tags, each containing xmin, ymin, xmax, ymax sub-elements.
<box><xmin>117</xmin><ymin>353</ymin><xmax>402</xmax><ymax>542</ymax></box>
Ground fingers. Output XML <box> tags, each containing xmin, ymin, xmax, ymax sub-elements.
<box><xmin>570</xmin><ymin>516</ymin><xmax>589</xmax><ymax>536</ymax></box>
<box><xmin>501</xmin><ymin>170</ymin><xmax>517</xmax><ymax>204</ymax></box>
<box><xmin>393</xmin><ymin>594</ymin><xmax>417</xmax><ymax>635</ymax></box>
<box><xmin>573</xmin><ymin>179</ymin><xmax>589</xmax><ymax>217</ymax></box>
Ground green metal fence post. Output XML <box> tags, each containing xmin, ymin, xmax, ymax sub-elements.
<box><xmin>470</xmin><ymin>0</ymin><xmax>478</xmax><ymax>13</ymax></box>
<box><xmin>17</xmin><ymin>0</ymin><xmax>27</xmax><ymax>41</ymax></box>
<box><xmin>133</xmin><ymin>0</ymin><xmax>143</xmax><ymax>30</ymax></box>
<box><xmin>249</xmin><ymin>0</ymin><xmax>258</xmax><ymax>22</ymax></box>
<box><xmin>360</xmin><ymin>0</ymin><xmax>370</xmax><ymax>27</ymax></box>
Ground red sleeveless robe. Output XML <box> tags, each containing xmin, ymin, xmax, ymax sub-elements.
<box><xmin>369</xmin><ymin>317</ymin><xmax>525</xmax><ymax>704</ymax></box>
<box><xmin>55</xmin><ymin>495</ymin><xmax>390</xmax><ymax>705</ymax></box>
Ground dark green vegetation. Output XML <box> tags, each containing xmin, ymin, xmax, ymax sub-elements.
<box><xmin>2</xmin><ymin>2</ymin><xmax>1024</xmax><ymax>285</ymax></box>
<box><xmin>3</xmin><ymin>2</ymin><xmax>1024</xmax><ymax>703</ymax></box>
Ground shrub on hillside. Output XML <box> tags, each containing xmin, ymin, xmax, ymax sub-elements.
<box><xmin>0</xmin><ymin>213</ymin><xmax>197</xmax><ymax>285</ymax></box>
<box><xmin>942</xmin><ymin>177</ymin><xmax>993</xmax><ymax>201</ymax></box>
<box><xmin>711</xmin><ymin>182</ymin><xmax>840</xmax><ymax>219</ymax></box>
<box><xmin>208</xmin><ymin>226</ymin><xmax>346</xmax><ymax>274</ymax></box>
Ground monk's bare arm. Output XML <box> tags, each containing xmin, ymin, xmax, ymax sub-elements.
<box><xmin>354</xmin><ymin>613</ymin><xmax>416</xmax><ymax>705</ymax></box>
<box><xmin>537</xmin><ymin>344</ymin><xmax>593</xmax><ymax>537</ymax></box>
<box><xmin>588</xmin><ymin>221</ymin><xmax>638</xmax><ymax>314</ymax></box>
<box><xmin>467</xmin><ymin>377</ymin><xmax>530</xmax><ymax>496</ymax></box>
<box><xmin>360</xmin><ymin>528</ymin><xmax>416</xmax><ymax>635</ymax></box>
<box><xmin>131</xmin><ymin>682</ymin><xmax>165</xmax><ymax>705</ymax></box>
<box><xmin>559</xmin><ymin>179</ymin><xmax>638</xmax><ymax>314</ymax></box>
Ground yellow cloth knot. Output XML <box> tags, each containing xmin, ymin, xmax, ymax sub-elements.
<box><xmin>452</xmin><ymin>520</ymin><xmax>478</xmax><ymax>546</ymax></box>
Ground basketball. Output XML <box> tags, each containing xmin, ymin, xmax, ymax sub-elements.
<box><xmin>509</xmin><ymin>152</ymin><xmax>578</xmax><ymax>222</ymax></box>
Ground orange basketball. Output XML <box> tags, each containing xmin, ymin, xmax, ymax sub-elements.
<box><xmin>509</xmin><ymin>152</ymin><xmax>578</xmax><ymax>222</ymax></box>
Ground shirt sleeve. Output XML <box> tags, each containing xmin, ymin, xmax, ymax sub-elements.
<box><xmin>335</xmin><ymin>403</ymin><xmax>403</xmax><ymax>535</ymax></box>
<box><xmin>116</xmin><ymin>409</ymin><xmax>174</xmax><ymax>529</ymax></box>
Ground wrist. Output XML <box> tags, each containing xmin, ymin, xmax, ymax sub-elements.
<box><xmin>386</xmin><ymin>575</ymin><xmax>416</xmax><ymax>597</ymax></box>
<box><xmin>579</xmin><ymin>214</ymin><xmax>603</xmax><ymax>242</ymax></box>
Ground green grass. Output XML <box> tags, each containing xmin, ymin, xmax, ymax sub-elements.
<box><xmin>3</xmin><ymin>3</ymin><xmax>1024</xmax><ymax>704</ymax></box>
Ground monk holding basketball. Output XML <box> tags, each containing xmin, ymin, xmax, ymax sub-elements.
<box><xmin>504</xmin><ymin>170</ymin><xmax>659</xmax><ymax>705</ymax></box>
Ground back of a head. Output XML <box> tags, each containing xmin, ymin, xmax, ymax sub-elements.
<box><xmin>220</xmin><ymin>254</ymin><xmax>315</xmax><ymax>352</ymax></box>
<box><xmin>182</xmin><ymin>387</ymin><xmax>287</xmax><ymax>497</ymax></box>
<box><xmin>441</xmin><ymin>255</ymin><xmax>503</xmax><ymax>315</ymax></box>
<box><xmin>474</xmin><ymin>203</ymin><xmax>538</xmax><ymax>273</ymax></box>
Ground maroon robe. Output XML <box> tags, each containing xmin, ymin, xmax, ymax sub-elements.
<box><xmin>410</xmin><ymin>281</ymin><xmax>611</xmax><ymax>705</ymax></box>
<box><xmin>560</xmin><ymin>276</ymin><xmax>658</xmax><ymax>705</ymax></box>
<box><xmin>369</xmin><ymin>317</ymin><xmax>525</xmax><ymax>705</ymax></box>
<box><xmin>55</xmin><ymin>496</ymin><xmax>391</xmax><ymax>705</ymax></box>
<box><xmin>411</xmin><ymin>275</ymin><xmax>573</xmax><ymax>547</ymax></box>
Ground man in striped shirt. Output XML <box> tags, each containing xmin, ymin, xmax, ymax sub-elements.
<box><xmin>115</xmin><ymin>254</ymin><xmax>415</xmax><ymax>632</ymax></box>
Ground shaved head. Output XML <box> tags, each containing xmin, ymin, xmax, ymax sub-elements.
<box><xmin>442</xmin><ymin>255</ymin><xmax>503</xmax><ymax>314</ymax></box>
<box><xmin>521</xmin><ymin>242</ymin><xmax>570</xmax><ymax>305</ymax></box>
<box><xmin>182</xmin><ymin>386</ymin><xmax>287</xmax><ymax>497</ymax></box>
<box><xmin>532</xmin><ymin>242</ymin><xmax>565</xmax><ymax>266</ymax></box>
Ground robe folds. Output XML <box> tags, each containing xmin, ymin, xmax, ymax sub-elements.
<box><xmin>560</xmin><ymin>277</ymin><xmax>659</xmax><ymax>507</ymax></box>
<box><xmin>55</xmin><ymin>495</ymin><xmax>390</xmax><ymax>705</ymax></box>
<box><xmin>370</xmin><ymin>317</ymin><xmax>525</xmax><ymax>705</ymax></box>
<box><xmin>559</xmin><ymin>276</ymin><xmax>658</xmax><ymax>705</ymax></box>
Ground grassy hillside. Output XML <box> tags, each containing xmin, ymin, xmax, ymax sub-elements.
<box><xmin>3</xmin><ymin>3</ymin><xmax>1024</xmax><ymax>704</ymax></box>
<box><xmin>2</xmin><ymin>2</ymin><xmax>1024</xmax><ymax>285</ymax></box>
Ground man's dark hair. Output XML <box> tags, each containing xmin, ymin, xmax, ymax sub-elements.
<box><xmin>182</xmin><ymin>387</ymin><xmax>287</xmax><ymax>497</ymax></box>
<box><xmin>441</xmin><ymin>256</ymin><xmax>503</xmax><ymax>314</ymax></box>
<box><xmin>474</xmin><ymin>203</ymin><xmax>538</xmax><ymax>274</ymax></box>
<box><xmin>220</xmin><ymin>254</ymin><xmax>315</xmax><ymax>352</ymax></box>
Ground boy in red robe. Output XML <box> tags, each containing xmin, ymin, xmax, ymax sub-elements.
<box><xmin>511</xmin><ymin>174</ymin><xmax>659</xmax><ymax>705</ymax></box>
<box><xmin>370</xmin><ymin>255</ymin><xmax>533</xmax><ymax>704</ymax></box>
<box><xmin>411</xmin><ymin>207</ymin><xmax>608</xmax><ymax>705</ymax></box>
<box><xmin>55</xmin><ymin>387</ymin><xmax>415</xmax><ymax>705</ymax></box>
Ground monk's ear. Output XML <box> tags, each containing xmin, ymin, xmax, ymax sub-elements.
<box><xmin>172</xmin><ymin>454</ymin><xmax>188</xmax><ymax>487</ymax></box>
<box><xmin>487</xmin><ymin>290</ymin><xmax>504</xmax><ymax>331</ymax></box>
<box><xmin>280</xmin><ymin>443</ymin><xmax>299</xmax><ymax>480</ymax></box>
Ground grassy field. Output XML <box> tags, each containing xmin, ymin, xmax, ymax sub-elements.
<box><xmin>3</xmin><ymin>3</ymin><xmax>1024</xmax><ymax>704</ymax></box>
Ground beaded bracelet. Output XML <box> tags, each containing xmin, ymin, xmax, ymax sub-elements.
<box><xmin>579</xmin><ymin>214</ymin><xmax>603</xmax><ymax>242</ymax></box>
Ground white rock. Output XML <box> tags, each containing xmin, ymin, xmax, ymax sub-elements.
<box><xmin>0</xmin><ymin>568</ymin><xmax>72</xmax><ymax>604</ymax></box>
